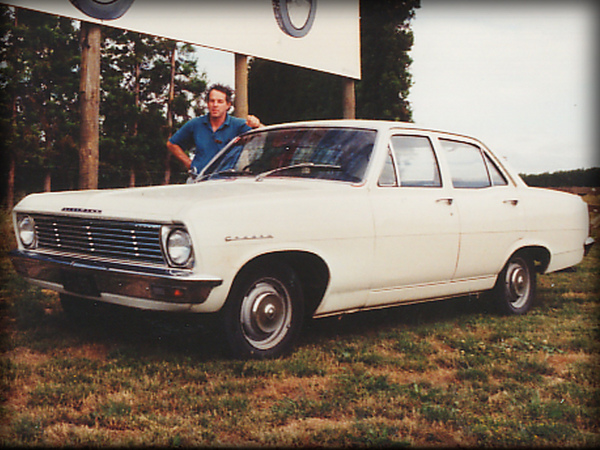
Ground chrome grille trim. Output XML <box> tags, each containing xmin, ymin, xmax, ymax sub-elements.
<box><xmin>32</xmin><ymin>214</ymin><xmax>166</xmax><ymax>265</ymax></box>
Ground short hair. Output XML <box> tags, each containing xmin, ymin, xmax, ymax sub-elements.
<box><xmin>205</xmin><ymin>83</ymin><xmax>234</xmax><ymax>104</ymax></box>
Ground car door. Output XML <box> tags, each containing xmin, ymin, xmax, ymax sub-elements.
<box><xmin>437</xmin><ymin>138</ymin><xmax>525</xmax><ymax>281</ymax></box>
<box><xmin>367</xmin><ymin>133</ymin><xmax>460</xmax><ymax>307</ymax></box>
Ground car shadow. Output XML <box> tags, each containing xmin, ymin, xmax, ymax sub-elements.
<box><xmin>302</xmin><ymin>294</ymin><xmax>494</xmax><ymax>344</ymax></box>
<box><xmin>56</xmin><ymin>302</ymin><xmax>227</xmax><ymax>360</ymax></box>
<box><xmin>52</xmin><ymin>294</ymin><xmax>493</xmax><ymax>361</ymax></box>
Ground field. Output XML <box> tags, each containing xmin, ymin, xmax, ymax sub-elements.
<box><xmin>1</xmin><ymin>195</ymin><xmax>598</xmax><ymax>447</ymax></box>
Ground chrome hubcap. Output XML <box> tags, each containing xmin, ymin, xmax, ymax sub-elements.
<box><xmin>506</xmin><ymin>260</ymin><xmax>530</xmax><ymax>309</ymax></box>
<box><xmin>240</xmin><ymin>279</ymin><xmax>292</xmax><ymax>350</ymax></box>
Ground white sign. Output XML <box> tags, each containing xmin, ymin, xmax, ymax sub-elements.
<box><xmin>3</xmin><ymin>0</ymin><xmax>361</xmax><ymax>79</ymax></box>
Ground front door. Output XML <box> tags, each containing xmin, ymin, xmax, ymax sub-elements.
<box><xmin>368</xmin><ymin>134</ymin><xmax>460</xmax><ymax>307</ymax></box>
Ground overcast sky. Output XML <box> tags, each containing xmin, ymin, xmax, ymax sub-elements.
<box><xmin>409</xmin><ymin>0</ymin><xmax>597</xmax><ymax>174</ymax></box>
<box><xmin>194</xmin><ymin>0</ymin><xmax>597</xmax><ymax>175</ymax></box>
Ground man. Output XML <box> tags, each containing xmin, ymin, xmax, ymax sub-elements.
<box><xmin>167</xmin><ymin>83</ymin><xmax>262</xmax><ymax>175</ymax></box>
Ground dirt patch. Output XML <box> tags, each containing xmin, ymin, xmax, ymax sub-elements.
<box><xmin>8</xmin><ymin>348</ymin><xmax>50</xmax><ymax>367</ymax></box>
<box><xmin>545</xmin><ymin>351</ymin><xmax>589</xmax><ymax>375</ymax></box>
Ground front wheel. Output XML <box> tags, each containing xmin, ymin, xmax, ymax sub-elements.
<box><xmin>222</xmin><ymin>262</ymin><xmax>304</xmax><ymax>359</ymax></box>
<box><xmin>493</xmin><ymin>254</ymin><xmax>536</xmax><ymax>315</ymax></box>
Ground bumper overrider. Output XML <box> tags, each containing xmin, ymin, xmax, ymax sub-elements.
<box><xmin>10</xmin><ymin>250</ymin><xmax>223</xmax><ymax>311</ymax></box>
<box><xmin>584</xmin><ymin>237</ymin><xmax>595</xmax><ymax>257</ymax></box>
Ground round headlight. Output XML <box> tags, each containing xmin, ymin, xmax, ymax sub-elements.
<box><xmin>166</xmin><ymin>229</ymin><xmax>193</xmax><ymax>266</ymax></box>
<box><xmin>18</xmin><ymin>215</ymin><xmax>36</xmax><ymax>248</ymax></box>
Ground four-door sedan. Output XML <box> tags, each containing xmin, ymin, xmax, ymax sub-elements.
<box><xmin>10</xmin><ymin>120</ymin><xmax>594</xmax><ymax>358</ymax></box>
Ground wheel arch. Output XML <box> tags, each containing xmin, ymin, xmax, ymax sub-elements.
<box><xmin>230</xmin><ymin>251</ymin><xmax>330</xmax><ymax>317</ymax></box>
<box><xmin>510</xmin><ymin>245</ymin><xmax>551</xmax><ymax>274</ymax></box>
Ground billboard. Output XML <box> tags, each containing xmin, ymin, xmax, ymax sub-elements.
<box><xmin>3</xmin><ymin>0</ymin><xmax>361</xmax><ymax>79</ymax></box>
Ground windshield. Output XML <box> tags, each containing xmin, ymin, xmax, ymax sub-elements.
<box><xmin>199</xmin><ymin>127</ymin><xmax>377</xmax><ymax>183</ymax></box>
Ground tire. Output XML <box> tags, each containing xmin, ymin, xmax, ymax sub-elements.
<box><xmin>222</xmin><ymin>262</ymin><xmax>304</xmax><ymax>359</ymax></box>
<box><xmin>60</xmin><ymin>293</ymin><xmax>100</xmax><ymax>322</ymax></box>
<box><xmin>493</xmin><ymin>254</ymin><xmax>536</xmax><ymax>315</ymax></box>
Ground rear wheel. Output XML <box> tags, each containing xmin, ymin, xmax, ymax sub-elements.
<box><xmin>222</xmin><ymin>262</ymin><xmax>304</xmax><ymax>359</ymax></box>
<box><xmin>493</xmin><ymin>254</ymin><xmax>536</xmax><ymax>315</ymax></box>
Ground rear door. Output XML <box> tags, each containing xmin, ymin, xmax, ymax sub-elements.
<box><xmin>436</xmin><ymin>138</ymin><xmax>525</xmax><ymax>280</ymax></box>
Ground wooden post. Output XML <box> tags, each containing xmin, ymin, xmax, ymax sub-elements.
<box><xmin>78</xmin><ymin>22</ymin><xmax>101</xmax><ymax>190</ymax></box>
<box><xmin>342</xmin><ymin>77</ymin><xmax>356</xmax><ymax>119</ymax></box>
<box><xmin>164</xmin><ymin>45</ymin><xmax>176</xmax><ymax>185</ymax></box>
<box><xmin>234</xmin><ymin>53</ymin><xmax>248</xmax><ymax>118</ymax></box>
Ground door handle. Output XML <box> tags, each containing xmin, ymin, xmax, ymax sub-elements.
<box><xmin>503</xmin><ymin>199</ymin><xmax>519</xmax><ymax>206</ymax></box>
<box><xmin>436</xmin><ymin>198</ymin><xmax>454</xmax><ymax>205</ymax></box>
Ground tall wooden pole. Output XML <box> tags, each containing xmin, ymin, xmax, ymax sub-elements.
<box><xmin>164</xmin><ymin>45</ymin><xmax>176</xmax><ymax>185</ymax></box>
<box><xmin>234</xmin><ymin>53</ymin><xmax>248</xmax><ymax>118</ymax></box>
<box><xmin>342</xmin><ymin>77</ymin><xmax>356</xmax><ymax>119</ymax></box>
<box><xmin>78</xmin><ymin>22</ymin><xmax>101</xmax><ymax>190</ymax></box>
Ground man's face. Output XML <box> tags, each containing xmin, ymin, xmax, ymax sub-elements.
<box><xmin>207</xmin><ymin>89</ymin><xmax>231</xmax><ymax>120</ymax></box>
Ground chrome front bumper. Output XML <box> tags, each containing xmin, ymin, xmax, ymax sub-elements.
<box><xmin>10</xmin><ymin>250</ymin><xmax>222</xmax><ymax>310</ymax></box>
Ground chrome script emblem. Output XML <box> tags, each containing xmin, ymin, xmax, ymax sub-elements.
<box><xmin>61</xmin><ymin>207</ymin><xmax>102</xmax><ymax>214</ymax></box>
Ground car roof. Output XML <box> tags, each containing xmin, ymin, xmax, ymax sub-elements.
<box><xmin>260</xmin><ymin>119</ymin><xmax>482</xmax><ymax>144</ymax></box>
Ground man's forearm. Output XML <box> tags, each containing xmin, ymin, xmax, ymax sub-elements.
<box><xmin>166</xmin><ymin>141</ymin><xmax>192</xmax><ymax>169</ymax></box>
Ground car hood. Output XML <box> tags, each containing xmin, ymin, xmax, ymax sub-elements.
<box><xmin>14</xmin><ymin>179</ymin><xmax>359</xmax><ymax>222</ymax></box>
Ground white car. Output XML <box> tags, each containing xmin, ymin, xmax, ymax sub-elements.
<box><xmin>11</xmin><ymin>120</ymin><xmax>594</xmax><ymax>358</ymax></box>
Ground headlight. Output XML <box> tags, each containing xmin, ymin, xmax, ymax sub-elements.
<box><xmin>164</xmin><ymin>227</ymin><xmax>193</xmax><ymax>267</ymax></box>
<box><xmin>17</xmin><ymin>215</ymin><xmax>36</xmax><ymax>248</ymax></box>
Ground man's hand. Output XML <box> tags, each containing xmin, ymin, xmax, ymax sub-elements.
<box><xmin>246</xmin><ymin>115</ymin><xmax>263</xmax><ymax>129</ymax></box>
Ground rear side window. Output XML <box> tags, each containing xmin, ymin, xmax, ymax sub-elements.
<box><xmin>485</xmin><ymin>153</ymin><xmax>509</xmax><ymax>186</ymax></box>
<box><xmin>439</xmin><ymin>139</ymin><xmax>491</xmax><ymax>188</ymax></box>
<box><xmin>388</xmin><ymin>135</ymin><xmax>442</xmax><ymax>187</ymax></box>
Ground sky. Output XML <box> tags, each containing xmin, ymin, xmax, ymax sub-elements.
<box><xmin>192</xmin><ymin>0</ymin><xmax>597</xmax><ymax>174</ymax></box>
<box><xmin>408</xmin><ymin>0</ymin><xmax>598</xmax><ymax>174</ymax></box>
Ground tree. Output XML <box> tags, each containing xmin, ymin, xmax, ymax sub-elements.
<box><xmin>357</xmin><ymin>0</ymin><xmax>420</xmax><ymax>120</ymax></box>
<box><xmin>1</xmin><ymin>7</ymin><xmax>79</xmax><ymax>204</ymax></box>
<box><xmin>248</xmin><ymin>0</ymin><xmax>420</xmax><ymax>124</ymax></box>
<box><xmin>520</xmin><ymin>168</ymin><xmax>600</xmax><ymax>188</ymax></box>
<box><xmin>1</xmin><ymin>6</ymin><xmax>208</xmax><ymax>198</ymax></box>
<box><xmin>100</xmin><ymin>29</ymin><xmax>206</xmax><ymax>187</ymax></box>
<box><xmin>248</xmin><ymin>60</ymin><xmax>343</xmax><ymax>125</ymax></box>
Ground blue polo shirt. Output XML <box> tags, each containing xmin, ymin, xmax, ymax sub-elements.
<box><xmin>169</xmin><ymin>114</ymin><xmax>251</xmax><ymax>172</ymax></box>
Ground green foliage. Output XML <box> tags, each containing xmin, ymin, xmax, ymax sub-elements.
<box><xmin>248</xmin><ymin>61</ymin><xmax>344</xmax><ymax>125</ymax></box>
<box><xmin>521</xmin><ymin>167</ymin><xmax>600</xmax><ymax>187</ymax></box>
<box><xmin>1</xmin><ymin>7</ymin><xmax>80</xmax><ymax>193</ymax></box>
<box><xmin>248</xmin><ymin>0</ymin><xmax>421</xmax><ymax>124</ymax></box>
<box><xmin>357</xmin><ymin>0</ymin><xmax>420</xmax><ymax>120</ymax></box>
<box><xmin>0</xmin><ymin>5</ymin><xmax>206</xmax><ymax>198</ymax></box>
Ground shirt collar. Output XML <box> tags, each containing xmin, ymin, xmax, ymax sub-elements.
<box><xmin>201</xmin><ymin>113</ymin><xmax>231</xmax><ymax>131</ymax></box>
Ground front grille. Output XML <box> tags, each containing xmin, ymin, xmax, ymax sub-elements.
<box><xmin>32</xmin><ymin>214</ymin><xmax>166</xmax><ymax>265</ymax></box>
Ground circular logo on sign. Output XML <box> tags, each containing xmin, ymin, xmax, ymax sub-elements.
<box><xmin>273</xmin><ymin>0</ymin><xmax>317</xmax><ymax>38</ymax></box>
<box><xmin>69</xmin><ymin>0</ymin><xmax>135</xmax><ymax>20</ymax></box>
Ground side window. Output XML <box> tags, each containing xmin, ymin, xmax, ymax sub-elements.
<box><xmin>378</xmin><ymin>148</ymin><xmax>398</xmax><ymax>186</ymax></box>
<box><xmin>389</xmin><ymin>135</ymin><xmax>442</xmax><ymax>187</ymax></box>
<box><xmin>484</xmin><ymin>153</ymin><xmax>509</xmax><ymax>186</ymax></box>
<box><xmin>439</xmin><ymin>139</ymin><xmax>491</xmax><ymax>188</ymax></box>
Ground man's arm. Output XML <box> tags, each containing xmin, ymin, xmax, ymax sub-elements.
<box><xmin>166</xmin><ymin>140</ymin><xmax>192</xmax><ymax>170</ymax></box>
<box><xmin>246</xmin><ymin>115</ymin><xmax>263</xmax><ymax>129</ymax></box>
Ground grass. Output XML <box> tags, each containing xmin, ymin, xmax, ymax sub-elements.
<box><xmin>1</xmin><ymin>197</ymin><xmax>599</xmax><ymax>447</ymax></box>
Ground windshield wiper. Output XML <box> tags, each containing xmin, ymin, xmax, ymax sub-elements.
<box><xmin>255</xmin><ymin>163</ymin><xmax>342</xmax><ymax>182</ymax></box>
<box><xmin>196</xmin><ymin>168</ymin><xmax>250</xmax><ymax>182</ymax></box>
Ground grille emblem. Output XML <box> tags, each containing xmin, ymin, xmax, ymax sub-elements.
<box><xmin>61</xmin><ymin>207</ymin><xmax>102</xmax><ymax>214</ymax></box>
